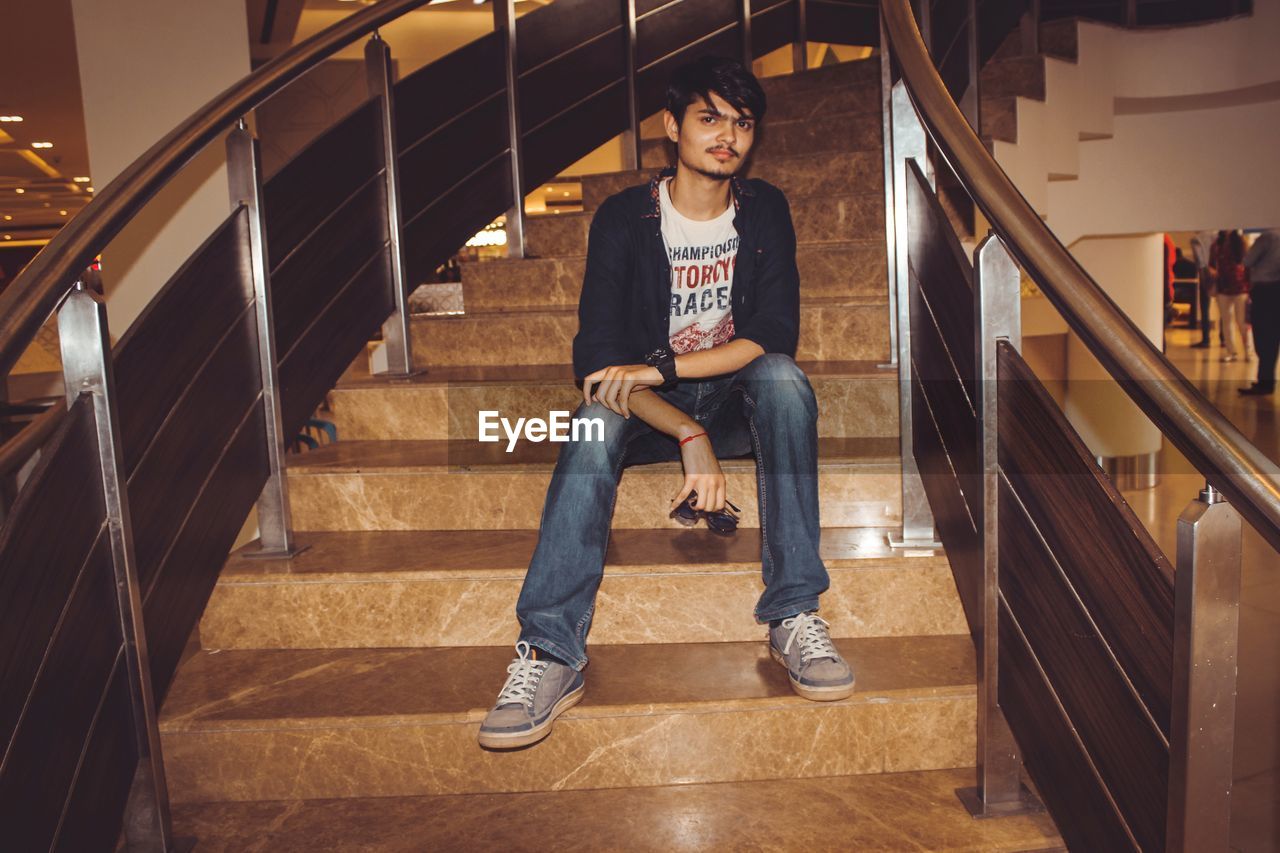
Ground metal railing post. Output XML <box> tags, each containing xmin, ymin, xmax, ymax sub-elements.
<box><xmin>622</xmin><ymin>0</ymin><xmax>641</xmax><ymax>171</ymax></box>
<box><xmin>888</xmin><ymin>79</ymin><xmax>940</xmax><ymax>549</ymax></box>
<box><xmin>57</xmin><ymin>283</ymin><xmax>175</xmax><ymax>852</ymax></box>
<box><xmin>1124</xmin><ymin>0</ymin><xmax>1138</xmax><ymax>26</ymax></box>
<box><xmin>740</xmin><ymin>0</ymin><xmax>753</xmax><ymax>68</ymax></box>
<box><xmin>956</xmin><ymin>234</ymin><xmax>1042</xmax><ymax>818</ymax></box>
<box><xmin>227</xmin><ymin>121</ymin><xmax>302</xmax><ymax>558</ymax></box>
<box><xmin>792</xmin><ymin>0</ymin><xmax>807</xmax><ymax>72</ymax></box>
<box><xmin>1167</xmin><ymin>483</ymin><xmax>1242</xmax><ymax>852</ymax></box>
<box><xmin>879</xmin><ymin>10</ymin><xmax>898</xmax><ymax>370</ymax></box>
<box><xmin>495</xmin><ymin>0</ymin><xmax>526</xmax><ymax>258</ymax></box>
<box><xmin>365</xmin><ymin>33</ymin><xmax>416</xmax><ymax>377</ymax></box>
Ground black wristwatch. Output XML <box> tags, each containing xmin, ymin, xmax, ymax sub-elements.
<box><xmin>644</xmin><ymin>346</ymin><xmax>678</xmax><ymax>387</ymax></box>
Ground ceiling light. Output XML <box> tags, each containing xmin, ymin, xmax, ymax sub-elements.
<box><xmin>73</xmin><ymin>176</ymin><xmax>90</xmax><ymax>183</ymax></box>
<box><xmin>2</xmin><ymin>215</ymin><xmax>9</xmax><ymax>221</ymax></box>
<box><xmin>0</xmin><ymin>116</ymin><xmax>22</xmax><ymax>122</ymax></box>
<box><xmin>3</xmin><ymin>235</ymin><xmax>11</xmax><ymax>241</ymax></box>
<box><xmin>86</xmin><ymin>187</ymin><xmax>94</xmax><ymax>192</ymax></box>
<box><xmin>14</xmin><ymin>188</ymin><xmax>24</xmax><ymax>194</ymax></box>
<box><xmin>31</xmin><ymin>142</ymin><xmax>52</xmax><ymax>149</ymax></box>
<box><xmin>562</xmin><ymin>191</ymin><xmax>569</xmax><ymax>196</ymax></box>
<box><xmin>59</xmin><ymin>210</ymin><xmax>68</xmax><ymax>216</ymax></box>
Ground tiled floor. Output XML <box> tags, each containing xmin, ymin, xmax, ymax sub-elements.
<box><xmin>1129</xmin><ymin>328</ymin><xmax>1278</xmax><ymax>852</ymax></box>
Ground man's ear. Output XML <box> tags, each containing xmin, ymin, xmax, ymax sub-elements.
<box><xmin>663</xmin><ymin>109</ymin><xmax>679</xmax><ymax>143</ymax></box>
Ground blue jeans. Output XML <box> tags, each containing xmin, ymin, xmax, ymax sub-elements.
<box><xmin>515</xmin><ymin>352</ymin><xmax>830</xmax><ymax>670</ymax></box>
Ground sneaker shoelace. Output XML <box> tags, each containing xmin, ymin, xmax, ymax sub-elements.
<box><xmin>495</xmin><ymin>640</ymin><xmax>550</xmax><ymax>709</ymax></box>
<box><xmin>781</xmin><ymin>612</ymin><xmax>840</xmax><ymax>663</ymax></box>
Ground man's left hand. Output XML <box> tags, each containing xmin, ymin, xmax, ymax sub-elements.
<box><xmin>583</xmin><ymin>363</ymin><xmax>663</xmax><ymax>418</ymax></box>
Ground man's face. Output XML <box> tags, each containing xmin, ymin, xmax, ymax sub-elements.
<box><xmin>664</xmin><ymin>90</ymin><xmax>756</xmax><ymax>181</ymax></box>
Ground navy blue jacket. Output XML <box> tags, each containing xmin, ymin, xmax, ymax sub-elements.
<box><xmin>571</xmin><ymin>165</ymin><xmax>800</xmax><ymax>382</ymax></box>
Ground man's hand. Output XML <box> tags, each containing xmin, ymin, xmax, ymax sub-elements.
<box><xmin>582</xmin><ymin>363</ymin><xmax>663</xmax><ymax>418</ymax></box>
<box><xmin>672</xmin><ymin>429</ymin><xmax>727</xmax><ymax>512</ymax></box>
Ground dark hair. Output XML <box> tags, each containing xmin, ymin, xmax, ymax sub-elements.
<box><xmin>665</xmin><ymin>55</ymin><xmax>767</xmax><ymax>127</ymax></box>
<box><xmin>1218</xmin><ymin>229</ymin><xmax>1245</xmax><ymax>262</ymax></box>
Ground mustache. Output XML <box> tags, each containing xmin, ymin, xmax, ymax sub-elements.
<box><xmin>708</xmin><ymin>147</ymin><xmax>738</xmax><ymax>156</ymax></box>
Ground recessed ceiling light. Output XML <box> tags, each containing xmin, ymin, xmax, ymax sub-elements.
<box><xmin>59</xmin><ymin>210</ymin><xmax>68</xmax><ymax>216</ymax></box>
<box><xmin>14</xmin><ymin>188</ymin><xmax>24</xmax><ymax>194</ymax></box>
<box><xmin>31</xmin><ymin>142</ymin><xmax>53</xmax><ymax>149</ymax></box>
<box><xmin>562</xmin><ymin>191</ymin><xmax>569</xmax><ymax>196</ymax></box>
<box><xmin>86</xmin><ymin>187</ymin><xmax>94</xmax><ymax>192</ymax></box>
<box><xmin>73</xmin><ymin>176</ymin><xmax>90</xmax><ymax>183</ymax></box>
<box><xmin>2</xmin><ymin>215</ymin><xmax>10</xmax><ymax>220</ymax></box>
<box><xmin>0</xmin><ymin>116</ymin><xmax>22</xmax><ymax>122</ymax></box>
<box><xmin>3</xmin><ymin>235</ymin><xmax>11</xmax><ymax>241</ymax></box>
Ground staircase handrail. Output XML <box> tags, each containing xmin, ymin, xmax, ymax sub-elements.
<box><xmin>0</xmin><ymin>0</ymin><xmax>432</xmax><ymax>383</ymax></box>
<box><xmin>881</xmin><ymin>0</ymin><xmax>1280</xmax><ymax>552</ymax></box>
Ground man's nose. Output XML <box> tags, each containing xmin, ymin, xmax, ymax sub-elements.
<box><xmin>717</xmin><ymin>121</ymin><xmax>737</xmax><ymax>147</ymax></box>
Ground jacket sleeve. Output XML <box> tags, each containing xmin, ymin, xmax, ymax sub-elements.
<box><xmin>734</xmin><ymin>186</ymin><xmax>800</xmax><ymax>356</ymax></box>
<box><xmin>572</xmin><ymin>197</ymin><xmax>636</xmax><ymax>382</ymax></box>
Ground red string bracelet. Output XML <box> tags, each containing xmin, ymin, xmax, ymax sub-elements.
<box><xmin>679</xmin><ymin>432</ymin><xmax>708</xmax><ymax>447</ymax></box>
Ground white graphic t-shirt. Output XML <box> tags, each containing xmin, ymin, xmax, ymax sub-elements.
<box><xmin>659</xmin><ymin>177</ymin><xmax>739</xmax><ymax>353</ymax></box>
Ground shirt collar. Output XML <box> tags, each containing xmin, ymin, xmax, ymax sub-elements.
<box><xmin>643</xmin><ymin>165</ymin><xmax>755</xmax><ymax>220</ymax></box>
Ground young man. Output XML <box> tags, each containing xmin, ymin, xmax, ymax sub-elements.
<box><xmin>478</xmin><ymin>56</ymin><xmax>853</xmax><ymax>750</ymax></box>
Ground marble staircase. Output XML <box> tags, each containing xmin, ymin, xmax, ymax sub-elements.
<box><xmin>161</xmin><ymin>56</ymin><xmax>1062</xmax><ymax>848</ymax></box>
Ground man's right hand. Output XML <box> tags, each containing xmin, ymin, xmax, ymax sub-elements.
<box><xmin>672</xmin><ymin>431</ymin><xmax>727</xmax><ymax>512</ymax></box>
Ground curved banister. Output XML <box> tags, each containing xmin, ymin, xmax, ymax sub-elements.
<box><xmin>0</xmin><ymin>0</ymin><xmax>433</xmax><ymax>380</ymax></box>
<box><xmin>881</xmin><ymin>0</ymin><xmax>1280</xmax><ymax>553</ymax></box>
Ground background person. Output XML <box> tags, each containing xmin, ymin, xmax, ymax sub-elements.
<box><xmin>1241</xmin><ymin>229</ymin><xmax>1280</xmax><ymax>395</ymax></box>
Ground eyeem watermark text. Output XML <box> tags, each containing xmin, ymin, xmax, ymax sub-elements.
<box><xmin>478</xmin><ymin>410</ymin><xmax>604</xmax><ymax>452</ymax></box>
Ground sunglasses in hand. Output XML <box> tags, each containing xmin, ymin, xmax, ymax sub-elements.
<box><xmin>669</xmin><ymin>490</ymin><xmax>741</xmax><ymax>535</ymax></box>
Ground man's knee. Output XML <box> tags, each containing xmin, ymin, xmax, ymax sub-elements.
<box><xmin>741</xmin><ymin>353</ymin><xmax>817</xmax><ymax>415</ymax></box>
<box><xmin>557</xmin><ymin>401</ymin><xmax>629</xmax><ymax>468</ymax></box>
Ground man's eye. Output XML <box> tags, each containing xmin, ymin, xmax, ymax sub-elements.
<box><xmin>738</xmin><ymin>121</ymin><xmax>753</xmax><ymax>130</ymax></box>
<box><xmin>702</xmin><ymin>116</ymin><xmax>716</xmax><ymax>124</ymax></box>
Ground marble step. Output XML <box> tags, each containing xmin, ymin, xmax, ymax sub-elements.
<box><xmin>460</xmin><ymin>239</ymin><xmax>887</xmax><ymax>311</ymax></box>
<box><xmin>642</xmin><ymin>103</ymin><xmax>882</xmax><ymax>168</ymax></box>
<box><xmin>159</xmin><ymin>635</ymin><xmax>977</xmax><ymax>802</ymax></box>
<box><xmin>172</xmin><ymin>767</ymin><xmax>1062</xmax><ymax>851</ymax></box>
<box><xmin>758</xmin><ymin>56</ymin><xmax>880</xmax><ymax>101</ymax></box>
<box><xmin>409</xmin><ymin>301</ymin><xmax>889</xmax><ymax>368</ymax></box>
<box><xmin>979</xmin><ymin>54</ymin><xmax>1046</xmax><ymax>101</ymax></box>
<box><xmin>580</xmin><ymin>150</ymin><xmax>884</xmax><ymax>213</ymax></box>
<box><xmin>327</xmin><ymin>360</ymin><xmax>897</xmax><ymax>442</ymax></box>
<box><xmin>526</xmin><ymin>191</ymin><xmax>883</xmax><ymax>258</ymax></box>
<box><xmin>200</xmin><ymin>528</ymin><xmax>965</xmax><ymax>650</ymax></box>
<box><xmin>286</xmin><ymin>437</ymin><xmax>902</xmax><ymax>532</ymax></box>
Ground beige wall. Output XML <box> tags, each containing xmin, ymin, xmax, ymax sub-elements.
<box><xmin>1062</xmin><ymin>234</ymin><xmax>1165</xmax><ymax>459</ymax></box>
<box><xmin>70</xmin><ymin>0</ymin><xmax>252</xmax><ymax>337</ymax></box>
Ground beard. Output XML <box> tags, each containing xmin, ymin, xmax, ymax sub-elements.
<box><xmin>677</xmin><ymin>144</ymin><xmax>742</xmax><ymax>181</ymax></box>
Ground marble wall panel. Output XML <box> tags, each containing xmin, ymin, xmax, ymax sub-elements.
<box><xmin>199</xmin><ymin>560</ymin><xmax>967</xmax><ymax>650</ymax></box>
<box><xmin>161</xmin><ymin>692</ymin><xmax>974</xmax><ymax>802</ymax></box>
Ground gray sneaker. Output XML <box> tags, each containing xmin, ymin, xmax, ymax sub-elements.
<box><xmin>769</xmin><ymin>612</ymin><xmax>855</xmax><ymax>701</ymax></box>
<box><xmin>478</xmin><ymin>641</ymin><xmax>585</xmax><ymax>749</ymax></box>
